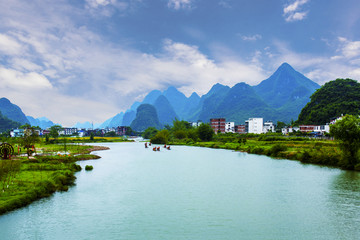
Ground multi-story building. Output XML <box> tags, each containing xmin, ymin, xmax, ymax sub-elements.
<box><xmin>245</xmin><ymin>118</ymin><xmax>264</xmax><ymax>134</ymax></box>
<box><xmin>225</xmin><ymin>122</ymin><xmax>235</xmax><ymax>133</ymax></box>
<box><xmin>263</xmin><ymin>121</ymin><xmax>275</xmax><ymax>133</ymax></box>
<box><xmin>210</xmin><ymin>118</ymin><xmax>226</xmax><ymax>134</ymax></box>
<box><xmin>116</xmin><ymin>126</ymin><xmax>128</xmax><ymax>136</ymax></box>
<box><xmin>235</xmin><ymin>125</ymin><xmax>246</xmax><ymax>134</ymax></box>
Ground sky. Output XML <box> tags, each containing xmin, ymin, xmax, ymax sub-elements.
<box><xmin>0</xmin><ymin>0</ymin><xmax>359</xmax><ymax>126</ymax></box>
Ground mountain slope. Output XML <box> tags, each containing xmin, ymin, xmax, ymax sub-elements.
<box><xmin>163</xmin><ymin>86</ymin><xmax>188</xmax><ymax>117</ymax></box>
<box><xmin>0</xmin><ymin>98</ymin><xmax>30</xmax><ymax>125</ymax></box>
<box><xmin>254</xmin><ymin>63</ymin><xmax>319</xmax><ymax>108</ymax></box>
<box><xmin>0</xmin><ymin>111</ymin><xmax>21</xmax><ymax>132</ymax></box>
<box><xmin>108</xmin><ymin>112</ymin><xmax>124</xmax><ymax>127</ymax></box>
<box><xmin>130</xmin><ymin>104</ymin><xmax>161</xmax><ymax>131</ymax></box>
<box><xmin>153</xmin><ymin>95</ymin><xmax>178</xmax><ymax>126</ymax></box>
<box><xmin>27</xmin><ymin>116</ymin><xmax>55</xmax><ymax>129</ymax></box>
<box><xmin>122</xmin><ymin>110</ymin><xmax>136</xmax><ymax>126</ymax></box>
<box><xmin>297</xmin><ymin>78</ymin><xmax>360</xmax><ymax>125</ymax></box>
<box><xmin>213</xmin><ymin>82</ymin><xmax>276</xmax><ymax>123</ymax></box>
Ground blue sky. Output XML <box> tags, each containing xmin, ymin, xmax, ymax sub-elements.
<box><xmin>0</xmin><ymin>0</ymin><xmax>359</xmax><ymax>126</ymax></box>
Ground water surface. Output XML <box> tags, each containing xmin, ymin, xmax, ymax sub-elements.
<box><xmin>0</xmin><ymin>142</ymin><xmax>359</xmax><ymax>239</ymax></box>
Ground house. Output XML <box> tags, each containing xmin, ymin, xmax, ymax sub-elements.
<box><xmin>63</xmin><ymin>128</ymin><xmax>78</xmax><ymax>136</ymax></box>
<box><xmin>235</xmin><ymin>124</ymin><xmax>246</xmax><ymax>134</ymax></box>
<box><xmin>263</xmin><ymin>121</ymin><xmax>275</xmax><ymax>133</ymax></box>
<box><xmin>210</xmin><ymin>118</ymin><xmax>226</xmax><ymax>134</ymax></box>
<box><xmin>299</xmin><ymin>125</ymin><xmax>316</xmax><ymax>133</ymax></box>
<box><xmin>116</xmin><ymin>126</ymin><xmax>128</xmax><ymax>136</ymax></box>
<box><xmin>10</xmin><ymin>128</ymin><xmax>24</xmax><ymax>137</ymax></box>
<box><xmin>314</xmin><ymin>125</ymin><xmax>330</xmax><ymax>134</ymax></box>
<box><xmin>225</xmin><ymin>122</ymin><xmax>235</xmax><ymax>133</ymax></box>
<box><xmin>189</xmin><ymin>121</ymin><xmax>203</xmax><ymax>128</ymax></box>
<box><xmin>245</xmin><ymin>118</ymin><xmax>264</xmax><ymax>134</ymax></box>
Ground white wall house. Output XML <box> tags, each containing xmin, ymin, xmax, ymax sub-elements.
<box><xmin>190</xmin><ymin>121</ymin><xmax>203</xmax><ymax>128</ymax></box>
<box><xmin>282</xmin><ymin>126</ymin><xmax>300</xmax><ymax>135</ymax></box>
<box><xmin>225</xmin><ymin>122</ymin><xmax>235</xmax><ymax>133</ymax></box>
<box><xmin>263</xmin><ymin>121</ymin><xmax>275</xmax><ymax>133</ymax></box>
<box><xmin>245</xmin><ymin>118</ymin><xmax>264</xmax><ymax>134</ymax></box>
<box><xmin>314</xmin><ymin>124</ymin><xmax>330</xmax><ymax>134</ymax></box>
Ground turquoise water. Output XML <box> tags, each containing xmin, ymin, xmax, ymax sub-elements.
<box><xmin>0</xmin><ymin>142</ymin><xmax>359</xmax><ymax>239</ymax></box>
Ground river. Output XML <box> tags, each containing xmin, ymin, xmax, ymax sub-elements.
<box><xmin>0</xmin><ymin>142</ymin><xmax>359</xmax><ymax>239</ymax></box>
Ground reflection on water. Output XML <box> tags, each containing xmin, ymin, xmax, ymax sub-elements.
<box><xmin>0</xmin><ymin>143</ymin><xmax>359</xmax><ymax>240</ymax></box>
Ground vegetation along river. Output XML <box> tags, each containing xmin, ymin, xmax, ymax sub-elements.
<box><xmin>0</xmin><ymin>142</ymin><xmax>359</xmax><ymax>239</ymax></box>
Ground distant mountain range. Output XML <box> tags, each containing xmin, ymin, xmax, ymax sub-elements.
<box><xmin>0</xmin><ymin>63</ymin><xmax>322</xmax><ymax>132</ymax></box>
<box><xmin>0</xmin><ymin>97</ymin><xmax>58</xmax><ymax>130</ymax></box>
<box><xmin>101</xmin><ymin>63</ymin><xmax>320</xmax><ymax>129</ymax></box>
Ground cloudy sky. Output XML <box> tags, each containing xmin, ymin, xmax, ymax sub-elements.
<box><xmin>0</xmin><ymin>0</ymin><xmax>359</xmax><ymax>126</ymax></box>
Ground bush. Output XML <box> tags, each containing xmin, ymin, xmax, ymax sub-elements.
<box><xmin>85</xmin><ymin>165</ymin><xmax>93</xmax><ymax>171</ymax></box>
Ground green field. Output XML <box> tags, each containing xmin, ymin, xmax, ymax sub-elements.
<box><xmin>0</xmin><ymin>143</ymin><xmax>107</xmax><ymax>215</ymax></box>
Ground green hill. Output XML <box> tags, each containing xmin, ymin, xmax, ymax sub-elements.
<box><xmin>0</xmin><ymin>111</ymin><xmax>20</xmax><ymax>132</ymax></box>
<box><xmin>297</xmin><ymin>78</ymin><xmax>360</xmax><ymax>125</ymax></box>
<box><xmin>130</xmin><ymin>104</ymin><xmax>161</xmax><ymax>132</ymax></box>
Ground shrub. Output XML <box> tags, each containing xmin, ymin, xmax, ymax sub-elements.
<box><xmin>85</xmin><ymin>165</ymin><xmax>93</xmax><ymax>171</ymax></box>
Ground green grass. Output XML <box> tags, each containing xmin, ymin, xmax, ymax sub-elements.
<box><xmin>0</xmin><ymin>144</ymin><xmax>107</xmax><ymax>215</ymax></box>
<box><xmin>170</xmin><ymin>138</ymin><xmax>345</xmax><ymax>170</ymax></box>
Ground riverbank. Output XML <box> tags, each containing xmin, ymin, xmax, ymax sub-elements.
<box><xmin>170</xmin><ymin>137</ymin><xmax>360</xmax><ymax>171</ymax></box>
<box><xmin>0</xmin><ymin>144</ymin><xmax>109</xmax><ymax>215</ymax></box>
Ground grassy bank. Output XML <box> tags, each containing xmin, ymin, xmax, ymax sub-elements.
<box><xmin>0</xmin><ymin>144</ymin><xmax>109</xmax><ymax>215</ymax></box>
<box><xmin>170</xmin><ymin>136</ymin><xmax>359</xmax><ymax>171</ymax></box>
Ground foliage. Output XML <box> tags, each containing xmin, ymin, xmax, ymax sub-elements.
<box><xmin>142</xmin><ymin>127</ymin><xmax>158</xmax><ymax>139</ymax></box>
<box><xmin>197</xmin><ymin>123</ymin><xmax>214</xmax><ymax>141</ymax></box>
<box><xmin>20</xmin><ymin>127</ymin><xmax>41</xmax><ymax>158</ymax></box>
<box><xmin>104</xmin><ymin>131</ymin><xmax>117</xmax><ymax>137</ymax></box>
<box><xmin>297</xmin><ymin>79</ymin><xmax>360</xmax><ymax>125</ymax></box>
<box><xmin>85</xmin><ymin>165</ymin><xmax>93</xmax><ymax>171</ymax></box>
<box><xmin>49</xmin><ymin>125</ymin><xmax>62</xmax><ymax>140</ymax></box>
<box><xmin>90</xmin><ymin>132</ymin><xmax>95</xmax><ymax>141</ymax></box>
<box><xmin>151</xmin><ymin>129</ymin><xmax>170</xmax><ymax>144</ymax></box>
<box><xmin>330</xmin><ymin>115</ymin><xmax>360</xmax><ymax>169</ymax></box>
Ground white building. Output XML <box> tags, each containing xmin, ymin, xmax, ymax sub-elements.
<box><xmin>190</xmin><ymin>121</ymin><xmax>203</xmax><ymax>128</ymax></box>
<box><xmin>263</xmin><ymin>121</ymin><xmax>275</xmax><ymax>133</ymax></box>
<box><xmin>314</xmin><ymin>125</ymin><xmax>330</xmax><ymax>134</ymax></box>
<box><xmin>245</xmin><ymin>118</ymin><xmax>264</xmax><ymax>134</ymax></box>
<box><xmin>225</xmin><ymin>122</ymin><xmax>235</xmax><ymax>133</ymax></box>
<box><xmin>282</xmin><ymin>126</ymin><xmax>300</xmax><ymax>135</ymax></box>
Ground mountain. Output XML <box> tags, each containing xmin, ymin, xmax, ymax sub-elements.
<box><xmin>122</xmin><ymin>110</ymin><xmax>136</xmax><ymax>126</ymax></box>
<box><xmin>163</xmin><ymin>86</ymin><xmax>188</xmax><ymax>118</ymax></box>
<box><xmin>212</xmin><ymin>82</ymin><xmax>276</xmax><ymax>123</ymax></box>
<box><xmin>180</xmin><ymin>92</ymin><xmax>201</xmax><ymax>120</ymax></box>
<box><xmin>297</xmin><ymin>78</ymin><xmax>360</xmax><ymax>125</ymax></box>
<box><xmin>0</xmin><ymin>98</ymin><xmax>30</xmax><ymax>125</ymax></box>
<box><xmin>142</xmin><ymin>90</ymin><xmax>162</xmax><ymax>104</ymax></box>
<box><xmin>153</xmin><ymin>95</ymin><xmax>178</xmax><ymax>126</ymax></box>
<box><xmin>254</xmin><ymin>63</ymin><xmax>320</xmax><ymax>108</ymax></box>
<box><xmin>193</xmin><ymin>83</ymin><xmax>231</xmax><ymax>121</ymax></box>
<box><xmin>130</xmin><ymin>104</ymin><xmax>161</xmax><ymax>131</ymax></box>
<box><xmin>27</xmin><ymin>116</ymin><xmax>56</xmax><ymax>129</ymax></box>
<box><xmin>0</xmin><ymin>111</ymin><xmax>21</xmax><ymax>132</ymax></box>
<box><xmin>99</xmin><ymin>116</ymin><xmax>114</xmax><ymax>129</ymax></box>
<box><xmin>108</xmin><ymin>112</ymin><xmax>124</xmax><ymax>128</ymax></box>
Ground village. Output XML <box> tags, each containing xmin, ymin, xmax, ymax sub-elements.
<box><xmin>8</xmin><ymin>116</ymin><xmax>343</xmax><ymax>138</ymax></box>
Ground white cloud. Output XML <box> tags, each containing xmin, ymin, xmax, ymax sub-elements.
<box><xmin>168</xmin><ymin>0</ymin><xmax>193</xmax><ymax>10</ymax></box>
<box><xmin>283</xmin><ymin>0</ymin><xmax>309</xmax><ymax>22</ymax></box>
<box><xmin>240</xmin><ymin>34</ymin><xmax>262</xmax><ymax>41</ymax></box>
<box><xmin>0</xmin><ymin>67</ymin><xmax>52</xmax><ymax>90</ymax></box>
<box><xmin>0</xmin><ymin>33</ymin><xmax>23</xmax><ymax>55</ymax></box>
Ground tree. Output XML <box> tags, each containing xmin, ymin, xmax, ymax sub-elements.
<box><xmin>197</xmin><ymin>123</ymin><xmax>214</xmax><ymax>141</ymax></box>
<box><xmin>49</xmin><ymin>125</ymin><xmax>62</xmax><ymax>141</ymax></box>
<box><xmin>330</xmin><ymin>115</ymin><xmax>360</xmax><ymax>169</ymax></box>
<box><xmin>142</xmin><ymin>127</ymin><xmax>158</xmax><ymax>139</ymax></box>
<box><xmin>151</xmin><ymin>129</ymin><xmax>170</xmax><ymax>144</ymax></box>
<box><xmin>21</xmin><ymin>127</ymin><xmax>40</xmax><ymax>158</ymax></box>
